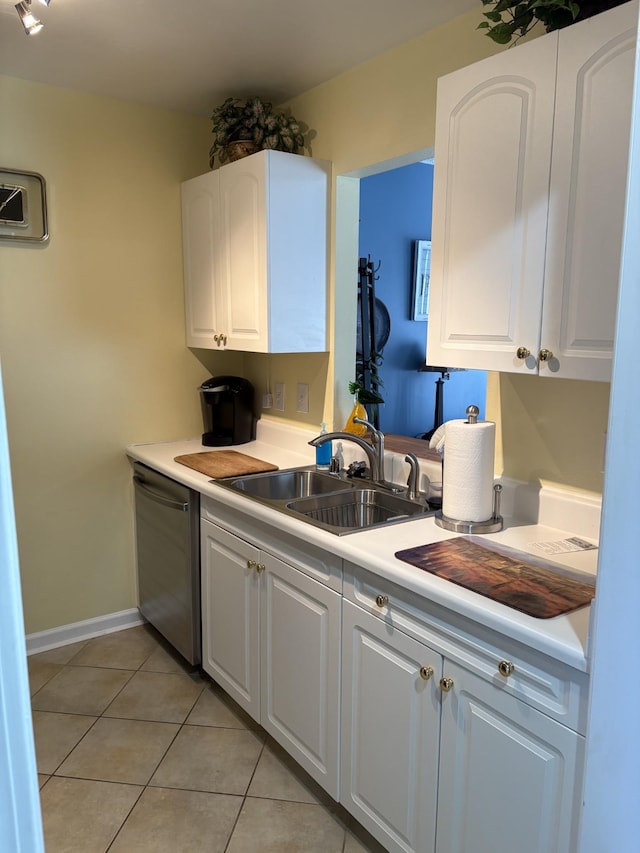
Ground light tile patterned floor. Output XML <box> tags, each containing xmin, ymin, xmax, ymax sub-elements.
<box><xmin>30</xmin><ymin>624</ymin><xmax>385</xmax><ymax>853</ymax></box>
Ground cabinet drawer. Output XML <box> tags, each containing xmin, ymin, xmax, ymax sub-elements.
<box><xmin>201</xmin><ymin>494</ymin><xmax>342</xmax><ymax>591</ymax></box>
<box><xmin>344</xmin><ymin>562</ymin><xmax>588</xmax><ymax>734</ymax></box>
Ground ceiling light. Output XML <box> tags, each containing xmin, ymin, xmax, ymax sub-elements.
<box><xmin>15</xmin><ymin>1</ymin><xmax>44</xmax><ymax>35</ymax></box>
<box><xmin>37</xmin><ymin>0</ymin><xmax>52</xmax><ymax>5</ymax></box>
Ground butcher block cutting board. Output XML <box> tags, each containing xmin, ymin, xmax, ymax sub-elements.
<box><xmin>174</xmin><ymin>451</ymin><xmax>278</xmax><ymax>479</ymax></box>
<box><xmin>395</xmin><ymin>537</ymin><xmax>595</xmax><ymax>619</ymax></box>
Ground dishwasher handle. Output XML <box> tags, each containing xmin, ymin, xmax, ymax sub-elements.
<box><xmin>133</xmin><ymin>476</ymin><xmax>189</xmax><ymax>511</ymax></box>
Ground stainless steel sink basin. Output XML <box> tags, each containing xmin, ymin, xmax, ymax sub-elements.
<box><xmin>215</xmin><ymin>466</ymin><xmax>435</xmax><ymax>534</ymax></box>
<box><xmin>286</xmin><ymin>489</ymin><xmax>433</xmax><ymax>534</ymax></box>
<box><xmin>222</xmin><ymin>467</ymin><xmax>354</xmax><ymax>501</ymax></box>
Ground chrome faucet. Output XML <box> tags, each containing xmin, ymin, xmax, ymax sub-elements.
<box><xmin>308</xmin><ymin>416</ymin><xmax>387</xmax><ymax>485</ymax></box>
<box><xmin>309</xmin><ymin>429</ymin><xmax>381</xmax><ymax>481</ymax></box>
<box><xmin>353</xmin><ymin>417</ymin><xmax>386</xmax><ymax>484</ymax></box>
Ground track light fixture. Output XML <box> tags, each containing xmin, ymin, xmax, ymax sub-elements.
<box><xmin>38</xmin><ymin>0</ymin><xmax>52</xmax><ymax>5</ymax></box>
<box><xmin>15</xmin><ymin>1</ymin><xmax>45</xmax><ymax>35</ymax></box>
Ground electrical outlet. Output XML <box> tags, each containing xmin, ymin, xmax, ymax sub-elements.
<box><xmin>262</xmin><ymin>393</ymin><xmax>273</xmax><ymax>409</ymax></box>
<box><xmin>274</xmin><ymin>383</ymin><xmax>285</xmax><ymax>412</ymax></box>
<box><xmin>296</xmin><ymin>383</ymin><xmax>309</xmax><ymax>413</ymax></box>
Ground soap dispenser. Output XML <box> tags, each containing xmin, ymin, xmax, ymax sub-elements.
<box><xmin>315</xmin><ymin>423</ymin><xmax>332</xmax><ymax>470</ymax></box>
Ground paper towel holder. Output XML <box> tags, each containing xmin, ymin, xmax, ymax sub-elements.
<box><xmin>435</xmin><ymin>483</ymin><xmax>503</xmax><ymax>534</ymax></box>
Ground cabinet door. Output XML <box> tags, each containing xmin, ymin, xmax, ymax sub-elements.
<box><xmin>261</xmin><ymin>553</ymin><xmax>341</xmax><ymax>798</ymax></box>
<box><xmin>540</xmin><ymin>1</ymin><xmax>637</xmax><ymax>381</ymax></box>
<box><xmin>341</xmin><ymin>601</ymin><xmax>442</xmax><ymax>853</ymax></box>
<box><xmin>427</xmin><ymin>34</ymin><xmax>557</xmax><ymax>373</ymax></box>
<box><xmin>435</xmin><ymin>660</ymin><xmax>584</xmax><ymax>853</ymax></box>
<box><xmin>200</xmin><ymin>519</ymin><xmax>261</xmax><ymax>720</ymax></box>
<box><xmin>181</xmin><ymin>170</ymin><xmax>221</xmax><ymax>348</ymax></box>
<box><xmin>218</xmin><ymin>154</ymin><xmax>269</xmax><ymax>352</ymax></box>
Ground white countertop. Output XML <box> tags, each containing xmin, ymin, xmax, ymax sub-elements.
<box><xmin>126</xmin><ymin>423</ymin><xmax>597</xmax><ymax>673</ymax></box>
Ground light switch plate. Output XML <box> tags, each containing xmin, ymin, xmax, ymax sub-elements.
<box><xmin>274</xmin><ymin>383</ymin><xmax>285</xmax><ymax>412</ymax></box>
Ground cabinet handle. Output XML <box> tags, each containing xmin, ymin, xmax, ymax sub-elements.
<box><xmin>440</xmin><ymin>677</ymin><xmax>454</xmax><ymax>693</ymax></box>
<box><xmin>256</xmin><ymin>562</ymin><xmax>265</xmax><ymax>573</ymax></box>
<box><xmin>213</xmin><ymin>334</ymin><xmax>220</xmax><ymax>344</ymax></box>
<box><xmin>538</xmin><ymin>348</ymin><xmax>554</xmax><ymax>362</ymax></box>
<box><xmin>220</xmin><ymin>334</ymin><xmax>227</xmax><ymax>346</ymax></box>
<box><xmin>375</xmin><ymin>594</ymin><xmax>389</xmax><ymax>608</ymax></box>
<box><xmin>419</xmin><ymin>666</ymin><xmax>434</xmax><ymax>681</ymax></box>
<box><xmin>247</xmin><ymin>559</ymin><xmax>257</xmax><ymax>570</ymax></box>
<box><xmin>516</xmin><ymin>346</ymin><xmax>530</xmax><ymax>360</ymax></box>
<box><xmin>498</xmin><ymin>660</ymin><xmax>515</xmax><ymax>677</ymax></box>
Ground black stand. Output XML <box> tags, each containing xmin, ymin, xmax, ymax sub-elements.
<box><xmin>418</xmin><ymin>365</ymin><xmax>465</xmax><ymax>440</ymax></box>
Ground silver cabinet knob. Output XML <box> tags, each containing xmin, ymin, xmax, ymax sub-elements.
<box><xmin>498</xmin><ymin>660</ymin><xmax>514</xmax><ymax>677</ymax></box>
<box><xmin>375</xmin><ymin>594</ymin><xmax>389</xmax><ymax>608</ymax></box>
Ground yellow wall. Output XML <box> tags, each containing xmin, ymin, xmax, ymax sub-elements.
<box><xmin>0</xmin><ymin>76</ymin><xmax>243</xmax><ymax>632</ymax></box>
<box><xmin>0</xmin><ymin>7</ymin><xmax>607</xmax><ymax>634</ymax></box>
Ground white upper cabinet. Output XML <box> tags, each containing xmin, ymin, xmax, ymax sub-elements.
<box><xmin>427</xmin><ymin>1</ymin><xmax>638</xmax><ymax>380</ymax></box>
<box><xmin>181</xmin><ymin>169</ymin><xmax>221</xmax><ymax>349</ymax></box>
<box><xmin>181</xmin><ymin>150</ymin><xmax>330</xmax><ymax>353</ymax></box>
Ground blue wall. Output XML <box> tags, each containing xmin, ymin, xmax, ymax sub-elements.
<box><xmin>359</xmin><ymin>162</ymin><xmax>487</xmax><ymax>437</ymax></box>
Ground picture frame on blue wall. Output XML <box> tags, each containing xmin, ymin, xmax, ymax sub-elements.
<box><xmin>412</xmin><ymin>239</ymin><xmax>431</xmax><ymax>321</ymax></box>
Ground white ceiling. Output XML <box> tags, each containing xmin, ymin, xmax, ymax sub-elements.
<box><xmin>0</xmin><ymin>0</ymin><xmax>478</xmax><ymax>116</ymax></box>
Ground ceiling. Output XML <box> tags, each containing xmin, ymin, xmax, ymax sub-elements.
<box><xmin>0</xmin><ymin>0</ymin><xmax>478</xmax><ymax>116</ymax></box>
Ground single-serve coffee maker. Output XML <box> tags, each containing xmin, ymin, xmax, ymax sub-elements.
<box><xmin>199</xmin><ymin>376</ymin><xmax>257</xmax><ymax>446</ymax></box>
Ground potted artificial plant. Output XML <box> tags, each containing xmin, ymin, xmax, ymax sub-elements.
<box><xmin>209</xmin><ymin>96</ymin><xmax>307</xmax><ymax>167</ymax></box>
<box><xmin>478</xmin><ymin>0</ymin><xmax>628</xmax><ymax>44</ymax></box>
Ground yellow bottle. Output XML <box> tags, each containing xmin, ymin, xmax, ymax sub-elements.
<box><xmin>344</xmin><ymin>398</ymin><xmax>368</xmax><ymax>436</ymax></box>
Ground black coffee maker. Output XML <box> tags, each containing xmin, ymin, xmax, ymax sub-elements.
<box><xmin>199</xmin><ymin>376</ymin><xmax>257</xmax><ymax>446</ymax></box>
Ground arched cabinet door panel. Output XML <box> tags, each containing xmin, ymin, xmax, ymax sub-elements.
<box><xmin>428</xmin><ymin>34</ymin><xmax>557</xmax><ymax>374</ymax></box>
<box><xmin>540</xmin><ymin>3</ymin><xmax>637</xmax><ymax>381</ymax></box>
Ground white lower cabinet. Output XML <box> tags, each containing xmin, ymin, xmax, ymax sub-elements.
<box><xmin>340</xmin><ymin>599</ymin><xmax>585</xmax><ymax>853</ymax></box>
<box><xmin>201</xmin><ymin>520</ymin><xmax>260</xmax><ymax>719</ymax></box>
<box><xmin>200</xmin><ymin>505</ymin><xmax>587</xmax><ymax>852</ymax></box>
<box><xmin>341</xmin><ymin>599</ymin><xmax>442</xmax><ymax>853</ymax></box>
<box><xmin>436</xmin><ymin>660</ymin><xmax>584</xmax><ymax>853</ymax></box>
<box><xmin>201</xmin><ymin>518</ymin><xmax>341</xmax><ymax>798</ymax></box>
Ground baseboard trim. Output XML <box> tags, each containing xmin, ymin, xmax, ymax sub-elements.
<box><xmin>26</xmin><ymin>608</ymin><xmax>144</xmax><ymax>656</ymax></box>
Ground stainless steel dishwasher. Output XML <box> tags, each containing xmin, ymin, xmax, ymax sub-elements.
<box><xmin>131</xmin><ymin>461</ymin><xmax>201</xmax><ymax>665</ymax></box>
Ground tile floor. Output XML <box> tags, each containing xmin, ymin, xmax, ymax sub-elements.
<box><xmin>29</xmin><ymin>624</ymin><xmax>386</xmax><ymax>853</ymax></box>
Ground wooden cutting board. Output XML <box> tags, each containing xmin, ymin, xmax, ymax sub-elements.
<box><xmin>395</xmin><ymin>538</ymin><xmax>595</xmax><ymax>619</ymax></box>
<box><xmin>174</xmin><ymin>451</ymin><xmax>278</xmax><ymax>479</ymax></box>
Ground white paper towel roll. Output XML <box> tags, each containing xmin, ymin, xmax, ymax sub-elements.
<box><xmin>442</xmin><ymin>419</ymin><xmax>495</xmax><ymax>522</ymax></box>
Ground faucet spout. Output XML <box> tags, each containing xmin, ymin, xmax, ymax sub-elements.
<box><xmin>353</xmin><ymin>417</ymin><xmax>386</xmax><ymax>485</ymax></box>
<box><xmin>308</xmin><ymin>431</ymin><xmax>380</xmax><ymax>481</ymax></box>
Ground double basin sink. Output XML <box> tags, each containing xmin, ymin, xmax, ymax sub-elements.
<box><xmin>215</xmin><ymin>466</ymin><xmax>436</xmax><ymax>535</ymax></box>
